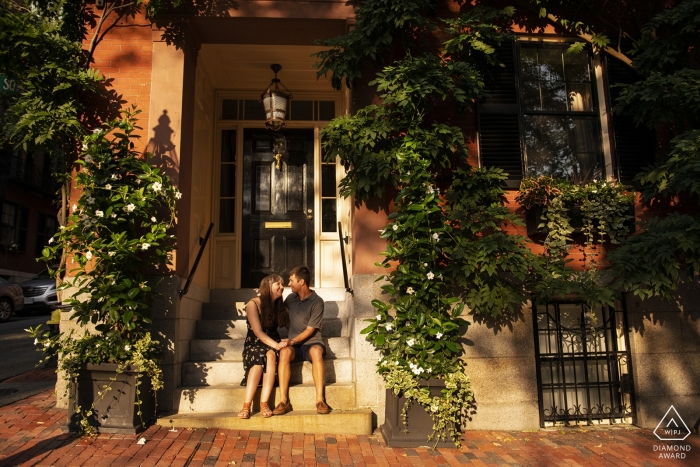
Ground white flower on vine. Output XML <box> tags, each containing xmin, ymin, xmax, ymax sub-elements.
<box><xmin>111</xmin><ymin>174</ymin><xmax>118</xmax><ymax>180</ymax></box>
<box><xmin>111</xmin><ymin>213</ymin><xmax>117</xmax><ymax>218</ymax></box>
<box><xmin>34</xmin><ymin>338</ymin><xmax>38</xmax><ymax>345</ymax></box>
<box><xmin>151</xmin><ymin>216</ymin><xmax>157</xmax><ymax>222</ymax></box>
<box><xmin>438</xmin><ymin>274</ymin><xmax>443</xmax><ymax>280</ymax></box>
<box><xmin>108</xmin><ymin>251</ymin><xmax>116</xmax><ymax>257</ymax></box>
<box><xmin>136</xmin><ymin>179</ymin><xmax>141</xmax><ymax>185</ymax></box>
<box><xmin>72</xmin><ymin>204</ymin><xmax>77</xmax><ymax>212</ymax></box>
<box><xmin>392</xmin><ymin>224</ymin><xmax>398</xmax><ymax>231</ymax></box>
<box><xmin>432</xmin><ymin>233</ymin><xmax>439</xmax><ymax>241</ymax></box>
<box><xmin>84</xmin><ymin>155</ymin><xmax>93</xmax><ymax>164</ymax></box>
<box><xmin>385</xmin><ymin>323</ymin><xmax>393</xmax><ymax>331</ymax></box>
<box><xmin>431</xmin><ymin>404</ymin><xmax>439</xmax><ymax>413</ymax></box>
<box><xmin>427</xmin><ymin>271</ymin><xmax>435</xmax><ymax>280</ymax></box>
<box><xmin>48</xmin><ymin>238</ymin><xmax>54</xmax><ymax>244</ymax></box>
<box><xmin>86</xmin><ymin>197</ymin><xmax>95</xmax><ymax>205</ymax></box>
<box><xmin>96</xmin><ymin>343</ymin><xmax>100</xmax><ymax>348</ymax></box>
<box><xmin>95</xmin><ymin>210</ymin><xmax>104</xmax><ymax>218</ymax></box>
<box><xmin>124</xmin><ymin>344</ymin><xmax>131</xmax><ymax>351</ymax></box>
<box><xmin>427</xmin><ymin>186</ymin><xmax>435</xmax><ymax>194</ymax></box>
<box><xmin>407</xmin><ymin>338</ymin><xmax>415</xmax><ymax>347</ymax></box>
<box><xmin>436</xmin><ymin>332</ymin><xmax>443</xmax><ymax>339</ymax></box>
<box><xmin>44</xmin><ymin>342</ymin><xmax>50</xmax><ymax>348</ymax></box>
<box><xmin>92</xmin><ymin>128</ymin><xmax>102</xmax><ymax>134</ymax></box>
<box><xmin>142</xmin><ymin>243</ymin><xmax>151</xmax><ymax>250</ymax></box>
<box><xmin>174</xmin><ymin>191</ymin><xmax>182</xmax><ymax>199</ymax></box>
<box><xmin>151</xmin><ymin>182</ymin><xmax>162</xmax><ymax>192</ymax></box>
<box><xmin>82</xmin><ymin>143</ymin><xmax>88</xmax><ymax>151</ymax></box>
<box><xmin>105</xmin><ymin>184</ymin><xmax>112</xmax><ymax>190</ymax></box>
<box><xmin>426</xmin><ymin>368</ymin><xmax>432</xmax><ymax>374</ymax></box>
<box><xmin>126</xmin><ymin>203</ymin><xmax>135</xmax><ymax>212</ymax></box>
<box><xmin>406</xmin><ymin>287</ymin><xmax>415</xmax><ymax>295</ymax></box>
<box><xmin>85</xmin><ymin>251</ymin><xmax>92</xmax><ymax>260</ymax></box>
<box><xmin>423</xmin><ymin>263</ymin><xmax>428</xmax><ymax>267</ymax></box>
<box><xmin>376</xmin><ymin>314</ymin><xmax>382</xmax><ymax>321</ymax></box>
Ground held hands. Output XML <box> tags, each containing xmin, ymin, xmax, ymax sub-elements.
<box><xmin>274</xmin><ymin>341</ymin><xmax>288</xmax><ymax>350</ymax></box>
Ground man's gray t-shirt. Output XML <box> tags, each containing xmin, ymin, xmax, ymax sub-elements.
<box><xmin>285</xmin><ymin>291</ymin><xmax>324</xmax><ymax>346</ymax></box>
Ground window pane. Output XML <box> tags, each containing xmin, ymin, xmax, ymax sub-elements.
<box><xmin>219</xmin><ymin>199</ymin><xmax>235</xmax><ymax>233</ymax></box>
<box><xmin>220</xmin><ymin>164</ymin><xmax>236</xmax><ymax>197</ymax></box>
<box><xmin>291</xmin><ymin>100</ymin><xmax>313</xmax><ymax>120</ymax></box>
<box><xmin>564</xmin><ymin>51</ymin><xmax>590</xmax><ymax>82</ymax></box>
<box><xmin>540</xmin><ymin>80</ymin><xmax>567</xmax><ymax>111</ymax></box>
<box><xmin>244</xmin><ymin>99</ymin><xmax>266</xmax><ymax>120</ymax></box>
<box><xmin>520</xmin><ymin>47</ymin><xmax>539</xmax><ymax>81</ymax></box>
<box><xmin>221</xmin><ymin>130</ymin><xmax>236</xmax><ymax>163</ymax></box>
<box><xmin>567</xmin><ymin>83</ymin><xmax>592</xmax><ymax>111</ymax></box>
<box><xmin>538</xmin><ymin>47</ymin><xmax>565</xmax><ymax>82</ymax></box>
<box><xmin>322</xmin><ymin>199</ymin><xmax>337</xmax><ymax>232</ymax></box>
<box><xmin>322</xmin><ymin>165</ymin><xmax>336</xmax><ymax>198</ymax></box>
<box><xmin>524</xmin><ymin>115</ymin><xmax>602</xmax><ymax>181</ymax></box>
<box><xmin>521</xmin><ymin>80</ymin><xmax>541</xmax><ymax>110</ymax></box>
<box><xmin>222</xmin><ymin>99</ymin><xmax>238</xmax><ymax>120</ymax></box>
<box><xmin>319</xmin><ymin>101</ymin><xmax>336</xmax><ymax>120</ymax></box>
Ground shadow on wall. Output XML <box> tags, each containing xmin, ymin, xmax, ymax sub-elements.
<box><xmin>146</xmin><ymin>110</ymin><xmax>180</xmax><ymax>187</ymax></box>
<box><xmin>153</xmin><ymin>1</ymin><xmax>239</xmax><ymax>49</ymax></box>
<box><xmin>81</xmin><ymin>78</ymin><xmax>125</xmax><ymax>130</ymax></box>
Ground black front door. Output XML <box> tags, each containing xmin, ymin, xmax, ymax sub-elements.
<box><xmin>241</xmin><ymin>129</ymin><xmax>315</xmax><ymax>287</ymax></box>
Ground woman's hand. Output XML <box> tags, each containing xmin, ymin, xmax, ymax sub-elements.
<box><xmin>274</xmin><ymin>341</ymin><xmax>287</xmax><ymax>350</ymax></box>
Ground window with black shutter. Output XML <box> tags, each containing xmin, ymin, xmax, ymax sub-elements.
<box><xmin>478</xmin><ymin>40</ymin><xmax>606</xmax><ymax>186</ymax></box>
<box><xmin>604</xmin><ymin>57</ymin><xmax>656</xmax><ymax>184</ymax></box>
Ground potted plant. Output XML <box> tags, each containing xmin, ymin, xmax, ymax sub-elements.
<box><xmin>29</xmin><ymin>107</ymin><xmax>180</xmax><ymax>434</ymax></box>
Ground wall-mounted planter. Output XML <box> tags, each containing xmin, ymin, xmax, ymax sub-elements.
<box><xmin>380</xmin><ymin>379</ymin><xmax>456</xmax><ymax>448</ymax></box>
<box><xmin>63</xmin><ymin>363</ymin><xmax>155</xmax><ymax>434</ymax></box>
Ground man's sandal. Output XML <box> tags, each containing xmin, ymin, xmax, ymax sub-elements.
<box><xmin>237</xmin><ymin>402</ymin><xmax>251</xmax><ymax>419</ymax></box>
<box><xmin>260</xmin><ymin>402</ymin><xmax>273</xmax><ymax>418</ymax></box>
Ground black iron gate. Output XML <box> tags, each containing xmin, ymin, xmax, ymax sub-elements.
<box><xmin>533</xmin><ymin>302</ymin><xmax>635</xmax><ymax>426</ymax></box>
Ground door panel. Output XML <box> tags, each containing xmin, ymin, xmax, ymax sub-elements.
<box><xmin>242</xmin><ymin>129</ymin><xmax>315</xmax><ymax>287</ymax></box>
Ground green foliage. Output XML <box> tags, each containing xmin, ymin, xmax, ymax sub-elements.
<box><xmin>517</xmin><ymin>177</ymin><xmax>635</xmax><ymax>307</ymax></box>
<box><xmin>637</xmin><ymin>131</ymin><xmax>700</xmax><ymax>201</ymax></box>
<box><xmin>608</xmin><ymin>212</ymin><xmax>700</xmax><ymax>300</ymax></box>
<box><xmin>0</xmin><ymin>0</ymin><xmax>103</xmax><ymax>158</ymax></box>
<box><xmin>29</xmin><ymin>108</ymin><xmax>178</xmax><ymax>434</ymax></box>
<box><xmin>321</xmin><ymin>3</ymin><xmax>529</xmax><ymax>445</ymax></box>
<box><xmin>314</xmin><ymin>0</ymin><xmax>435</xmax><ymax>90</ymax></box>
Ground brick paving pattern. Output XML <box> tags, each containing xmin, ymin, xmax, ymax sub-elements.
<box><xmin>0</xmin><ymin>371</ymin><xmax>698</xmax><ymax>466</ymax></box>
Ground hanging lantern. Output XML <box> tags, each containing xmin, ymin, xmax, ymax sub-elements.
<box><xmin>260</xmin><ymin>64</ymin><xmax>292</xmax><ymax>131</ymax></box>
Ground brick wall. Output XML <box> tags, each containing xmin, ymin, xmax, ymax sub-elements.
<box><xmin>83</xmin><ymin>5</ymin><xmax>153</xmax><ymax>150</ymax></box>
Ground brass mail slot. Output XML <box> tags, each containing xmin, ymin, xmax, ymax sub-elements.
<box><xmin>265</xmin><ymin>221</ymin><xmax>292</xmax><ymax>229</ymax></box>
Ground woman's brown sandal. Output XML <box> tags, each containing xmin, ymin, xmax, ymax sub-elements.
<box><xmin>260</xmin><ymin>402</ymin><xmax>273</xmax><ymax>418</ymax></box>
<box><xmin>238</xmin><ymin>402</ymin><xmax>252</xmax><ymax>419</ymax></box>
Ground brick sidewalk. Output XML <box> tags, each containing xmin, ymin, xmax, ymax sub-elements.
<box><xmin>0</xmin><ymin>380</ymin><xmax>698</xmax><ymax>466</ymax></box>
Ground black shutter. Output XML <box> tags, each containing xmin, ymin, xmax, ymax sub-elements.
<box><xmin>478</xmin><ymin>41</ymin><xmax>522</xmax><ymax>188</ymax></box>
<box><xmin>605</xmin><ymin>57</ymin><xmax>656</xmax><ymax>184</ymax></box>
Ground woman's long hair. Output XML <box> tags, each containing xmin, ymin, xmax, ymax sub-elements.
<box><xmin>258</xmin><ymin>274</ymin><xmax>289</xmax><ymax>329</ymax></box>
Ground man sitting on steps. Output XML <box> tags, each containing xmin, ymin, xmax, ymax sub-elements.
<box><xmin>272</xmin><ymin>266</ymin><xmax>330</xmax><ymax>415</ymax></box>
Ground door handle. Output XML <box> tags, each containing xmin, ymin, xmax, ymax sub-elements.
<box><xmin>307</xmin><ymin>209</ymin><xmax>313</xmax><ymax>220</ymax></box>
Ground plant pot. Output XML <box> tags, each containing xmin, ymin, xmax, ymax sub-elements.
<box><xmin>63</xmin><ymin>363</ymin><xmax>155</xmax><ymax>434</ymax></box>
<box><xmin>380</xmin><ymin>379</ymin><xmax>456</xmax><ymax>448</ymax></box>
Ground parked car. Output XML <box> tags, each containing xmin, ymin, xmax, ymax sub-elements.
<box><xmin>20</xmin><ymin>268</ymin><xmax>59</xmax><ymax>314</ymax></box>
<box><xmin>0</xmin><ymin>277</ymin><xmax>24</xmax><ymax>322</ymax></box>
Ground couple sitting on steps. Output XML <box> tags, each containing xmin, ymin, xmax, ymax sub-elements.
<box><xmin>237</xmin><ymin>266</ymin><xmax>330</xmax><ymax>419</ymax></box>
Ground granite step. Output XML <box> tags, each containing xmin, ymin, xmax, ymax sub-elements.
<box><xmin>190</xmin><ymin>336</ymin><xmax>350</xmax><ymax>361</ymax></box>
<box><xmin>156</xmin><ymin>409</ymin><xmax>373</xmax><ymax>435</ymax></box>
<box><xmin>195</xmin><ymin>318</ymin><xmax>349</xmax><ymax>340</ymax></box>
<box><xmin>201</xmin><ymin>300</ymin><xmax>349</xmax><ymax>320</ymax></box>
<box><xmin>174</xmin><ymin>382</ymin><xmax>356</xmax><ymax>413</ymax></box>
<box><xmin>182</xmin><ymin>358</ymin><xmax>353</xmax><ymax>386</ymax></box>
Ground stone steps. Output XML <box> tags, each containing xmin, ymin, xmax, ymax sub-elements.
<box><xmin>195</xmin><ymin>318</ymin><xmax>349</xmax><ymax>340</ymax></box>
<box><xmin>174</xmin><ymin>382</ymin><xmax>356</xmax><ymax>413</ymax></box>
<box><xmin>182</xmin><ymin>357</ymin><xmax>353</xmax><ymax>386</ymax></box>
<box><xmin>190</xmin><ymin>336</ymin><xmax>350</xmax><ymax>361</ymax></box>
<box><xmin>156</xmin><ymin>409</ymin><xmax>373</xmax><ymax>435</ymax></box>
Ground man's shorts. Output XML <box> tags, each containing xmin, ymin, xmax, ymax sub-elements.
<box><xmin>293</xmin><ymin>343</ymin><xmax>327</xmax><ymax>362</ymax></box>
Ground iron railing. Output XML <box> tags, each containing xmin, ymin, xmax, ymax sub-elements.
<box><xmin>338</xmin><ymin>221</ymin><xmax>353</xmax><ymax>295</ymax></box>
<box><xmin>179</xmin><ymin>222</ymin><xmax>214</xmax><ymax>298</ymax></box>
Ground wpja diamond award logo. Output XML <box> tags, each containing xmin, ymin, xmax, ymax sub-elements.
<box><xmin>652</xmin><ymin>405</ymin><xmax>692</xmax><ymax>459</ymax></box>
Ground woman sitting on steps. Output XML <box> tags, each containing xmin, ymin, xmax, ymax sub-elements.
<box><xmin>238</xmin><ymin>274</ymin><xmax>289</xmax><ymax>418</ymax></box>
